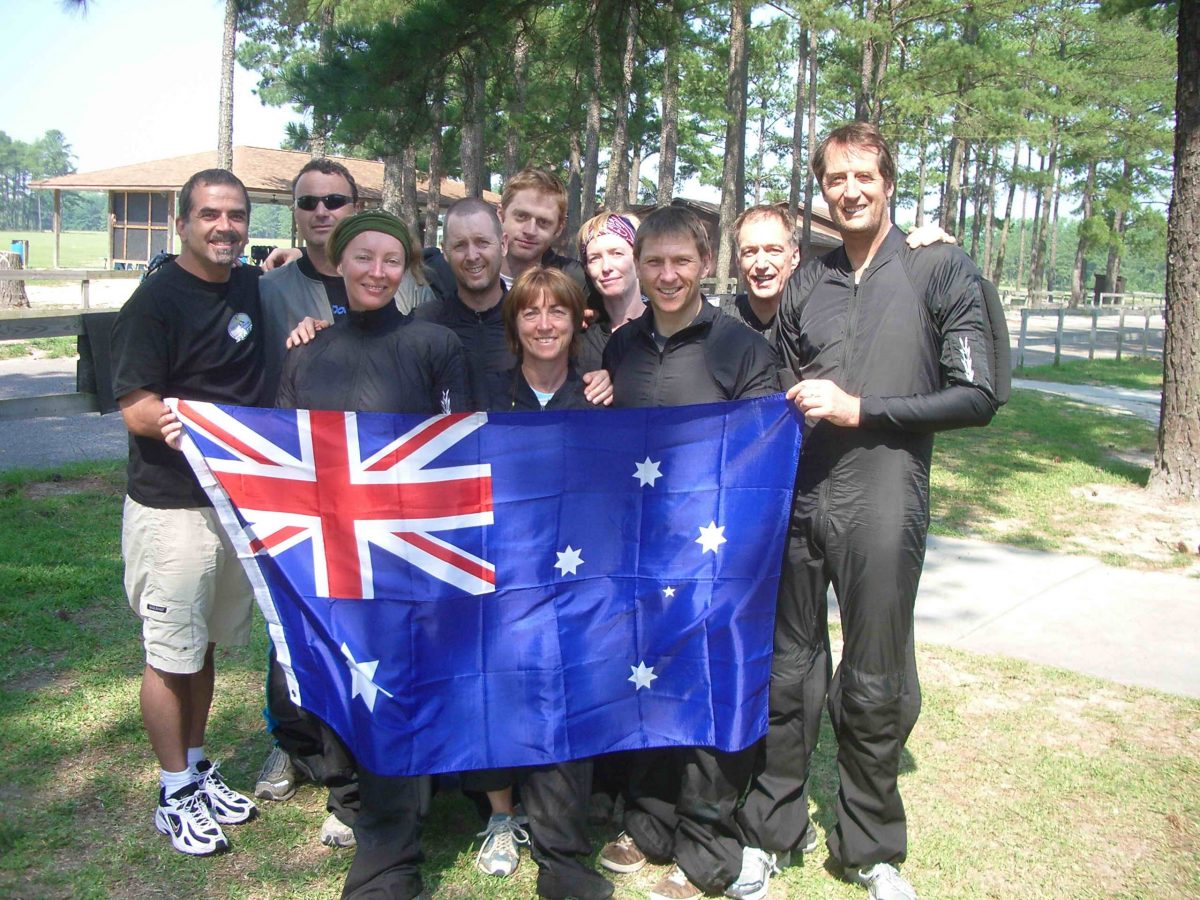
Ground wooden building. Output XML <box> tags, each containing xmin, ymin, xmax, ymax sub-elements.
<box><xmin>31</xmin><ymin>146</ymin><xmax>500</xmax><ymax>268</ymax></box>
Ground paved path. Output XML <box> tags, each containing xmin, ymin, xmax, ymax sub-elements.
<box><xmin>1012</xmin><ymin>378</ymin><xmax>1161</xmax><ymax>423</ymax></box>
<box><xmin>910</xmin><ymin>535</ymin><xmax>1199</xmax><ymax>698</ymax></box>
<box><xmin>0</xmin><ymin>357</ymin><xmax>126</xmax><ymax>471</ymax></box>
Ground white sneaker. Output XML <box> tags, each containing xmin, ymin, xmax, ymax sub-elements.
<box><xmin>155</xmin><ymin>783</ymin><xmax>229</xmax><ymax>856</ymax></box>
<box><xmin>475</xmin><ymin>813</ymin><xmax>529</xmax><ymax>877</ymax></box>
<box><xmin>845</xmin><ymin>862</ymin><xmax>917</xmax><ymax>900</ymax></box>
<box><xmin>319</xmin><ymin>812</ymin><xmax>356</xmax><ymax>848</ymax></box>
<box><xmin>725</xmin><ymin>847</ymin><xmax>779</xmax><ymax>900</ymax></box>
<box><xmin>196</xmin><ymin>760</ymin><xmax>257</xmax><ymax>825</ymax></box>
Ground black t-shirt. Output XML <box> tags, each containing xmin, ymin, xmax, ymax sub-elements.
<box><xmin>111</xmin><ymin>261</ymin><xmax>267</xmax><ymax>508</ymax></box>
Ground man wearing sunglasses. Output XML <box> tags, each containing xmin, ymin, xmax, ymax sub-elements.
<box><xmin>259</xmin><ymin>159</ymin><xmax>362</xmax><ymax>398</ymax></box>
<box><xmin>254</xmin><ymin>159</ymin><xmax>368</xmax><ymax>851</ymax></box>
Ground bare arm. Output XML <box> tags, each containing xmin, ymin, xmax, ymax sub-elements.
<box><xmin>119</xmin><ymin>389</ymin><xmax>183</xmax><ymax>448</ymax></box>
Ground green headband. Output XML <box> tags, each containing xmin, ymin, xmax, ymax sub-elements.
<box><xmin>328</xmin><ymin>210</ymin><xmax>412</xmax><ymax>266</ymax></box>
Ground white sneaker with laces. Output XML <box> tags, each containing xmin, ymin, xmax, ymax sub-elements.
<box><xmin>475</xmin><ymin>812</ymin><xmax>529</xmax><ymax>877</ymax></box>
<box><xmin>725</xmin><ymin>847</ymin><xmax>779</xmax><ymax>900</ymax></box>
<box><xmin>196</xmin><ymin>759</ymin><xmax>257</xmax><ymax>825</ymax></box>
<box><xmin>155</xmin><ymin>783</ymin><xmax>229</xmax><ymax>856</ymax></box>
<box><xmin>845</xmin><ymin>862</ymin><xmax>917</xmax><ymax>900</ymax></box>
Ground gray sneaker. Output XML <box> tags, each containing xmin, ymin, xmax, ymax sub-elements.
<box><xmin>845</xmin><ymin>862</ymin><xmax>917</xmax><ymax>900</ymax></box>
<box><xmin>319</xmin><ymin>812</ymin><xmax>356</xmax><ymax>848</ymax></box>
<box><xmin>254</xmin><ymin>746</ymin><xmax>298</xmax><ymax>801</ymax></box>
<box><xmin>475</xmin><ymin>813</ymin><xmax>528</xmax><ymax>877</ymax></box>
<box><xmin>725</xmin><ymin>847</ymin><xmax>778</xmax><ymax>900</ymax></box>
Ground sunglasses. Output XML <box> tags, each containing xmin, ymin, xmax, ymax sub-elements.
<box><xmin>295</xmin><ymin>194</ymin><xmax>353</xmax><ymax>212</ymax></box>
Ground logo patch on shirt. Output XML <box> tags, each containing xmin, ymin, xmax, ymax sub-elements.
<box><xmin>146</xmin><ymin>603</ymin><xmax>168</xmax><ymax>614</ymax></box>
<box><xmin>228</xmin><ymin>313</ymin><xmax>253</xmax><ymax>343</ymax></box>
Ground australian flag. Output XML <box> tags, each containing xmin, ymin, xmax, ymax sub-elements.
<box><xmin>174</xmin><ymin>396</ymin><xmax>802</xmax><ymax>777</ymax></box>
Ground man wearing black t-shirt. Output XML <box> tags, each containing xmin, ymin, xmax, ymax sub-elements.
<box><xmin>110</xmin><ymin>169</ymin><xmax>265</xmax><ymax>857</ymax></box>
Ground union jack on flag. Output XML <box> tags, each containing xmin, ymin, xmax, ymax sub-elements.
<box><xmin>174</xmin><ymin>401</ymin><xmax>495</xmax><ymax>600</ymax></box>
<box><xmin>175</xmin><ymin>397</ymin><xmax>802</xmax><ymax>777</ymax></box>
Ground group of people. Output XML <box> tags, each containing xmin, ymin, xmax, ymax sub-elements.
<box><xmin>109</xmin><ymin>121</ymin><xmax>1001</xmax><ymax>900</ymax></box>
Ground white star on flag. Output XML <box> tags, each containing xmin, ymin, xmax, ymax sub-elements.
<box><xmin>628</xmin><ymin>660</ymin><xmax>658</xmax><ymax>690</ymax></box>
<box><xmin>663</xmin><ymin>586</ymin><xmax>676</xmax><ymax>598</ymax></box>
<box><xmin>555</xmin><ymin>545</ymin><xmax>584</xmax><ymax>576</ymax></box>
<box><xmin>633</xmin><ymin>456</ymin><xmax>663</xmax><ymax>487</ymax></box>
<box><xmin>696</xmin><ymin>521</ymin><xmax>727</xmax><ymax>554</ymax></box>
<box><xmin>341</xmin><ymin>642</ymin><xmax>393</xmax><ymax>712</ymax></box>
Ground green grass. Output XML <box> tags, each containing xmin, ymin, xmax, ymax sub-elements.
<box><xmin>930</xmin><ymin>388</ymin><xmax>1162</xmax><ymax>558</ymax></box>
<box><xmin>0</xmin><ymin>464</ymin><xmax>1195</xmax><ymax>898</ymax></box>
<box><xmin>1</xmin><ymin>230</ymin><xmax>110</xmax><ymax>269</ymax></box>
<box><xmin>0</xmin><ymin>230</ymin><xmax>293</xmax><ymax>270</ymax></box>
<box><xmin>0</xmin><ymin>336</ymin><xmax>79</xmax><ymax>360</ymax></box>
<box><xmin>1016</xmin><ymin>357</ymin><xmax>1164</xmax><ymax>391</ymax></box>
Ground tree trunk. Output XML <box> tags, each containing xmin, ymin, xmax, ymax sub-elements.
<box><xmin>788</xmin><ymin>26</ymin><xmax>808</xmax><ymax>216</ymax></box>
<box><xmin>969</xmin><ymin>145</ymin><xmax>985</xmax><ymax>259</ymax></box>
<box><xmin>460</xmin><ymin>49</ymin><xmax>486</xmax><ymax>198</ymax></box>
<box><xmin>855</xmin><ymin>0</ymin><xmax>879</xmax><ymax>122</ymax></box>
<box><xmin>605</xmin><ymin>1</ymin><xmax>639</xmax><ymax>214</ymax></box>
<box><xmin>310</xmin><ymin>4</ymin><xmax>336</xmax><ymax>158</ymax></box>
<box><xmin>0</xmin><ymin>251</ymin><xmax>30</xmax><ymax>309</ymax></box>
<box><xmin>382</xmin><ymin>154</ymin><xmax>403</xmax><ymax>216</ymax></box>
<box><xmin>1026</xmin><ymin>150</ymin><xmax>1048</xmax><ymax>299</ymax></box>
<box><xmin>1046</xmin><ymin>157</ymin><xmax>1062</xmax><ymax>294</ymax></box>
<box><xmin>423</xmin><ymin>83</ymin><xmax>445</xmax><ymax>248</ymax></box>
<box><xmin>956</xmin><ymin>142</ymin><xmax>972</xmax><ymax>238</ymax></box>
<box><xmin>399</xmin><ymin>145</ymin><xmax>419</xmax><ymax>237</ymax></box>
<box><xmin>715</xmin><ymin>0</ymin><xmax>750</xmax><ymax>282</ymax></box>
<box><xmin>217</xmin><ymin>0</ymin><xmax>237</xmax><ymax>170</ymax></box>
<box><xmin>981</xmin><ymin>145</ymin><xmax>998</xmax><ymax>279</ymax></box>
<box><xmin>915</xmin><ymin>123</ymin><xmax>928</xmax><ymax>228</ymax></box>
<box><xmin>801</xmin><ymin>28</ymin><xmax>818</xmax><ymax>257</ymax></box>
<box><xmin>629</xmin><ymin>142</ymin><xmax>642</xmax><ymax>206</ymax></box>
<box><xmin>503</xmin><ymin>30</ymin><xmax>530</xmax><ymax>182</ymax></box>
<box><xmin>942</xmin><ymin>137</ymin><xmax>965</xmax><ymax>234</ymax></box>
<box><xmin>1070</xmin><ymin>161</ymin><xmax>1096</xmax><ymax>306</ymax></box>
<box><xmin>583</xmin><ymin>1</ymin><xmax>602</xmax><ymax>221</ymax></box>
<box><xmin>567</xmin><ymin>133</ymin><xmax>583</xmax><ymax>242</ymax></box>
<box><xmin>993</xmin><ymin>140</ymin><xmax>1021</xmax><ymax>282</ymax></box>
<box><xmin>657</xmin><ymin>11</ymin><xmax>680</xmax><ymax>207</ymax></box>
<box><xmin>1106</xmin><ymin>158</ymin><xmax>1133</xmax><ymax>289</ymax></box>
<box><xmin>1149</xmin><ymin>0</ymin><xmax>1200</xmax><ymax>500</ymax></box>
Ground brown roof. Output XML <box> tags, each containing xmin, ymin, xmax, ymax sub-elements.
<box><xmin>31</xmin><ymin>145</ymin><xmax>500</xmax><ymax>206</ymax></box>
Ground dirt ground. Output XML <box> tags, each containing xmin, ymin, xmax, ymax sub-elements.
<box><xmin>1070</xmin><ymin>481</ymin><xmax>1200</xmax><ymax>574</ymax></box>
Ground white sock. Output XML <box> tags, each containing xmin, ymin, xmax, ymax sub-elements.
<box><xmin>161</xmin><ymin>767</ymin><xmax>194</xmax><ymax>797</ymax></box>
<box><xmin>187</xmin><ymin>747</ymin><xmax>206</xmax><ymax>769</ymax></box>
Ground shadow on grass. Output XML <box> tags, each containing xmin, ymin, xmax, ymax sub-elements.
<box><xmin>931</xmin><ymin>389</ymin><xmax>1155</xmax><ymax>543</ymax></box>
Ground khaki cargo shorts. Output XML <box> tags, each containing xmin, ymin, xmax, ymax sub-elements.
<box><xmin>122</xmin><ymin>496</ymin><xmax>254</xmax><ymax>674</ymax></box>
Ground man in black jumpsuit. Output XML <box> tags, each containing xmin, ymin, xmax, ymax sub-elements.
<box><xmin>599</xmin><ymin>206</ymin><xmax>779</xmax><ymax>900</ymax></box>
<box><xmin>731</xmin><ymin>123</ymin><xmax>999</xmax><ymax>900</ymax></box>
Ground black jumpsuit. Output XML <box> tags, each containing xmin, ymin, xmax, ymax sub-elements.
<box><xmin>738</xmin><ymin>227</ymin><xmax>999</xmax><ymax>869</ymax></box>
<box><xmin>277</xmin><ymin>302</ymin><xmax>469</xmax><ymax>900</ymax></box>
<box><xmin>602</xmin><ymin>300</ymin><xmax>781</xmax><ymax>893</ymax></box>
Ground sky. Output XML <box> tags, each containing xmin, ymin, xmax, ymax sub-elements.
<box><xmin>2</xmin><ymin>0</ymin><xmax>298</xmax><ymax>173</ymax></box>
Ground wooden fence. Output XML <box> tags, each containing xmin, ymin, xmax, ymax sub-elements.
<box><xmin>0</xmin><ymin>268</ymin><xmax>140</xmax><ymax>309</ymax></box>
<box><xmin>0</xmin><ymin>310</ymin><xmax>116</xmax><ymax>420</ymax></box>
<box><xmin>1014</xmin><ymin>307</ymin><xmax>1163</xmax><ymax>368</ymax></box>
